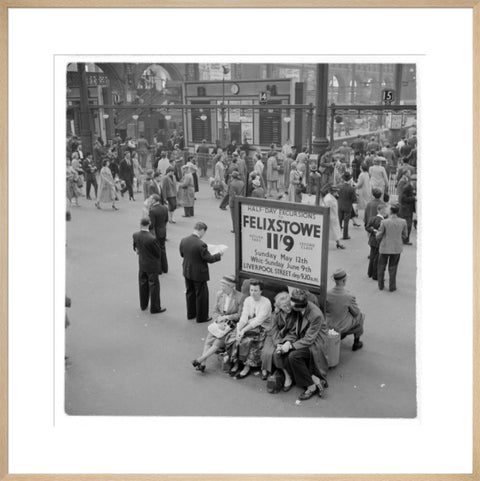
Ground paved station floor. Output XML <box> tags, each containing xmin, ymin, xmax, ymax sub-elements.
<box><xmin>65</xmin><ymin>179</ymin><xmax>417</xmax><ymax>418</ymax></box>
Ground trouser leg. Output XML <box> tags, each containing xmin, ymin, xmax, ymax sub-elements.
<box><xmin>388</xmin><ymin>254</ymin><xmax>401</xmax><ymax>291</ymax></box>
<box><xmin>185</xmin><ymin>278</ymin><xmax>197</xmax><ymax>319</ymax></box>
<box><xmin>127</xmin><ymin>181</ymin><xmax>134</xmax><ymax>199</ymax></box>
<box><xmin>93</xmin><ymin>178</ymin><xmax>98</xmax><ymax>197</ymax></box>
<box><xmin>377</xmin><ymin>254</ymin><xmax>388</xmax><ymax>289</ymax></box>
<box><xmin>139</xmin><ymin>271</ymin><xmax>149</xmax><ymax>310</ymax></box>
<box><xmin>342</xmin><ymin>211</ymin><xmax>351</xmax><ymax>238</ymax></box>
<box><xmin>148</xmin><ymin>273</ymin><xmax>161</xmax><ymax>313</ymax></box>
<box><xmin>219</xmin><ymin>194</ymin><xmax>229</xmax><ymax>209</ymax></box>
<box><xmin>405</xmin><ymin>216</ymin><xmax>413</xmax><ymax>242</ymax></box>
<box><xmin>367</xmin><ymin>246</ymin><xmax>376</xmax><ymax>278</ymax></box>
<box><xmin>286</xmin><ymin>348</ymin><xmax>313</xmax><ymax>389</ymax></box>
<box><xmin>195</xmin><ymin>281</ymin><xmax>209</xmax><ymax>323</ymax></box>
<box><xmin>157</xmin><ymin>237</ymin><xmax>168</xmax><ymax>273</ymax></box>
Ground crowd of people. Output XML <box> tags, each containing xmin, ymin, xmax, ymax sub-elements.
<box><xmin>67</xmin><ymin>126</ymin><xmax>417</xmax><ymax>401</ymax></box>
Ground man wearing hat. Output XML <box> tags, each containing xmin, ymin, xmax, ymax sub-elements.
<box><xmin>272</xmin><ymin>288</ymin><xmax>329</xmax><ymax>400</ymax></box>
<box><xmin>228</xmin><ymin>171</ymin><xmax>245</xmax><ymax>233</ymax></box>
<box><xmin>326</xmin><ymin>269</ymin><xmax>365</xmax><ymax>351</ymax></box>
<box><xmin>337</xmin><ymin>171</ymin><xmax>357</xmax><ymax>240</ymax></box>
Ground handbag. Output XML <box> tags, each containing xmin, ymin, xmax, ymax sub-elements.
<box><xmin>296</xmin><ymin>183</ymin><xmax>306</xmax><ymax>194</ymax></box>
<box><xmin>207</xmin><ymin>321</ymin><xmax>233</xmax><ymax>339</ymax></box>
<box><xmin>267</xmin><ymin>370</ymin><xmax>285</xmax><ymax>394</ymax></box>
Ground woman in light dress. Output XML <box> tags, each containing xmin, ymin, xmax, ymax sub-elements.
<box><xmin>66</xmin><ymin>159</ymin><xmax>80</xmax><ymax>207</ymax></box>
<box><xmin>95</xmin><ymin>159</ymin><xmax>118</xmax><ymax>210</ymax></box>
<box><xmin>287</xmin><ymin>162</ymin><xmax>302</xmax><ymax>203</ymax></box>
<box><xmin>321</xmin><ymin>183</ymin><xmax>345</xmax><ymax>249</ymax></box>
<box><xmin>356</xmin><ymin>163</ymin><xmax>372</xmax><ymax>211</ymax></box>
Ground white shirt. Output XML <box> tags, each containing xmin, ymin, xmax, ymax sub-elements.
<box><xmin>237</xmin><ymin>296</ymin><xmax>272</xmax><ymax>331</ymax></box>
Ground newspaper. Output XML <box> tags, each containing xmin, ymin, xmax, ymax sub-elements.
<box><xmin>207</xmin><ymin>244</ymin><xmax>228</xmax><ymax>256</ymax></box>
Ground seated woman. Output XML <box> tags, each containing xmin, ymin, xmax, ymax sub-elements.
<box><xmin>272</xmin><ymin>288</ymin><xmax>329</xmax><ymax>400</ymax></box>
<box><xmin>224</xmin><ymin>279</ymin><xmax>272</xmax><ymax>379</ymax></box>
<box><xmin>191</xmin><ymin>275</ymin><xmax>244</xmax><ymax>373</ymax></box>
<box><xmin>261</xmin><ymin>291</ymin><xmax>296</xmax><ymax>381</ymax></box>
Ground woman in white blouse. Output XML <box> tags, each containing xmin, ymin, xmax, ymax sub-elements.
<box><xmin>225</xmin><ymin>279</ymin><xmax>272</xmax><ymax>379</ymax></box>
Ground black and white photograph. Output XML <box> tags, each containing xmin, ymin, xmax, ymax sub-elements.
<box><xmin>64</xmin><ymin>60</ymin><xmax>418</xmax><ymax>418</ymax></box>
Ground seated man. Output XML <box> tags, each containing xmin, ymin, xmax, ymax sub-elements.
<box><xmin>272</xmin><ymin>288</ymin><xmax>329</xmax><ymax>401</ymax></box>
<box><xmin>326</xmin><ymin>268</ymin><xmax>365</xmax><ymax>351</ymax></box>
<box><xmin>191</xmin><ymin>275</ymin><xmax>244</xmax><ymax>372</ymax></box>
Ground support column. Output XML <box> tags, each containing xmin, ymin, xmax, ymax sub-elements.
<box><xmin>78</xmin><ymin>63</ymin><xmax>93</xmax><ymax>154</ymax></box>
<box><xmin>394</xmin><ymin>64</ymin><xmax>403</xmax><ymax>105</ymax></box>
<box><xmin>312</xmin><ymin>64</ymin><xmax>330</xmax><ymax>156</ymax></box>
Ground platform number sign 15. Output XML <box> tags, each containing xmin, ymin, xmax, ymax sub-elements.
<box><xmin>382</xmin><ymin>89</ymin><xmax>395</xmax><ymax>105</ymax></box>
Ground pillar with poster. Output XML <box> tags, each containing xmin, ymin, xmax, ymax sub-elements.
<box><xmin>234</xmin><ymin>197</ymin><xmax>330</xmax><ymax>310</ymax></box>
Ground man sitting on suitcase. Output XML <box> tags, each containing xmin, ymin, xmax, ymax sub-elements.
<box><xmin>326</xmin><ymin>268</ymin><xmax>365</xmax><ymax>351</ymax></box>
<box><xmin>271</xmin><ymin>288</ymin><xmax>329</xmax><ymax>401</ymax></box>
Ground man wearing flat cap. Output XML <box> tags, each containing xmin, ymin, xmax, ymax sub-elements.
<box><xmin>272</xmin><ymin>288</ymin><xmax>329</xmax><ymax>401</ymax></box>
<box><xmin>326</xmin><ymin>268</ymin><xmax>365</xmax><ymax>351</ymax></box>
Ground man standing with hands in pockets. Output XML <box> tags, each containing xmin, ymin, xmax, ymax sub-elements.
<box><xmin>179</xmin><ymin>222</ymin><xmax>225</xmax><ymax>323</ymax></box>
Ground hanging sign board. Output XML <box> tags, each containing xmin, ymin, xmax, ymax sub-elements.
<box><xmin>234</xmin><ymin>197</ymin><xmax>330</xmax><ymax>303</ymax></box>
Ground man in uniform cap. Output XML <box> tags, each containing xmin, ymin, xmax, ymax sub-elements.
<box><xmin>326</xmin><ymin>268</ymin><xmax>365</xmax><ymax>351</ymax></box>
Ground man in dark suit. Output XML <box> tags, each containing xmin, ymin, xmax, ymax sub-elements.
<box><xmin>337</xmin><ymin>172</ymin><xmax>357</xmax><ymax>240</ymax></box>
<box><xmin>366</xmin><ymin>203</ymin><xmax>387</xmax><ymax>280</ymax></box>
<box><xmin>119</xmin><ymin>151</ymin><xmax>135</xmax><ymax>201</ymax></box>
<box><xmin>148</xmin><ymin>172</ymin><xmax>167</xmax><ymax>205</ymax></box>
<box><xmin>148</xmin><ymin>194</ymin><xmax>169</xmax><ymax>274</ymax></box>
<box><xmin>228</xmin><ymin>171</ymin><xmax>245</xmax><ymax>233</ymax></box>
<box><xmin>179</xmin><ymin>222</ymin><xmax>223</xmax><ymax>323</ymax></box>
<box><xmin>376</xmin><ymin>204</ymin><xmax>408</xmax><ymax>292</ymax></box>
<box><xmin>132</xmin><ymin>217</ymin><xmax>166</xmax><ymax>314</ymax></box>
<box><xmin>363</xmin><ymin>187</ymin><xmax>383</xmax><ymax>228</ymax></box>
<box><xmin>399</xmin><ymin>183</ymin><xmax>416</xmax><ymax>245</ymax></box>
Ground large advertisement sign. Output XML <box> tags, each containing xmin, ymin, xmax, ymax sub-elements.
<box><xmin>235</xmin><ymin>198</ymin><xmax>330</xmax><ymax>296</ymax></box>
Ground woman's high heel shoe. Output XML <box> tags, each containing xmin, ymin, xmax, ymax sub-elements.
<box><xmin>112</xmin><ymin>205</ymin><xmax>119</xmax><ymax>211</ymax></box>
<box><xmin>95</xmin><ymin>202</ymin><xmax>101</xmax><ymax>210</ymax></box>
<box><xmin>336</xmin><ymin>242</ymin><xmax>345</xmax><ymax>249</ymax></box>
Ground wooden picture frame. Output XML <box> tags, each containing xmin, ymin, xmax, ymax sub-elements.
<box><xmin>0</xmin><ymin>2</ymin><xmax>478</xmax><ymax>480</ymax></box>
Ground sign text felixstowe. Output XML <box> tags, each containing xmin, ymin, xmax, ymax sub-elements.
<box><xmin>240</xmin><ymin>203</ymin><xmax>325</xmax><ymax>286</ymax></box>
